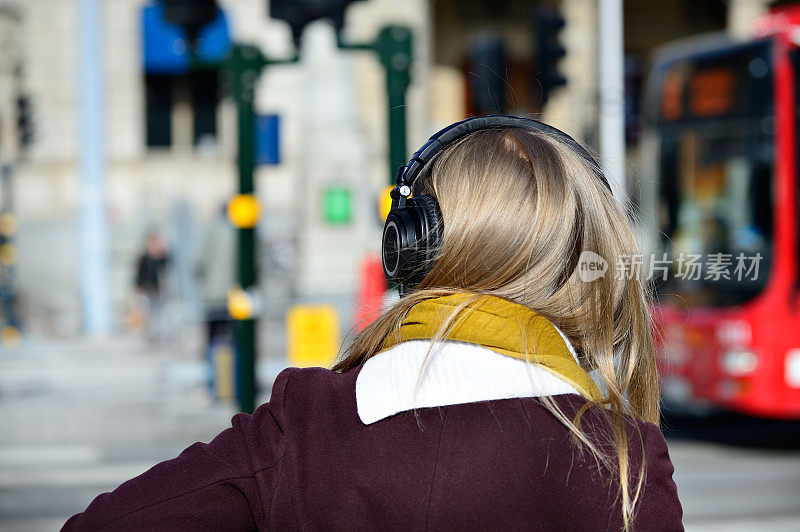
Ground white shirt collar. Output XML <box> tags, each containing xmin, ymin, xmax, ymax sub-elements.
<box><xmin>356</xmin><ymin>339</ymin><xmax>581</xmax><ymax>425</ymax></box>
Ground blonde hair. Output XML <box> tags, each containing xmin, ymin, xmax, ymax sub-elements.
<box><xmin>334</xmin><ymin>126</ymin><xmax>659</xmax><ymax>530</ymax></box>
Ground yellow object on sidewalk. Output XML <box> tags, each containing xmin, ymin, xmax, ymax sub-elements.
<box><xmin>211</xmin><ymin>342</ymin><xmax>235</xmax><ymax>401</ymax></box>
<box><xmin>1</xmin><ymin>326</ymin><xmax>20</xmax><ymax>347</ymax></box>
<box><xmin>287</xmin><ymin>305</ymin><xmax>340</xmax><ymax>368</ymax></box>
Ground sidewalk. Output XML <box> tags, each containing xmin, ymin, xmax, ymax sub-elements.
<box><xmin>0</xmin><ymin>335</ymin><xmax>286</xmax><ymax>531</ymax></box>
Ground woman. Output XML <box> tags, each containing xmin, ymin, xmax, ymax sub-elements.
<box><xmin>63</xmin><ymin>116</ymin><xmax>682</xmax><ymax>531</ymax></box>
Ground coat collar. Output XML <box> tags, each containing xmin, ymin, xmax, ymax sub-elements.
<box><xmin>356</xmin><ymin>339</ymin><xmax>582</xmax><ymax>425</ymax></box>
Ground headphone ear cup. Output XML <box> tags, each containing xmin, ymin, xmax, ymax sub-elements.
<box><xmin>414</xmin><ymin>194</ymin><xmax>443</xmax><ymax>254</ymax></box>
<box><xmin>381</xmin><ymin>194</ymin><xmax>443</xmax><ymax>289</ymax></box>
<box><xmin>404</xmin><ymin>194</ymin><xmax>443</xmax><ymax>290</ymax></box>
<box><xmin>382</xmin><ymin>209</ymin><xmax>413</xmax><ymax>284</ymax></box>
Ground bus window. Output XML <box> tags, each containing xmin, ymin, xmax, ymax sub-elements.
<box><xmin>654</xmin><ymin>40</ymin><xmax>774</xmax><ymax>308</ymax></box>
<box><xmin>658</xmin><ymin>122</ymin><xmax>773</xmax><ymax>307</ymax></box>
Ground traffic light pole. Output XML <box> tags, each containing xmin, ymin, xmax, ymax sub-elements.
<box><xmin>338</xmin><ymin>25</ymin><xmax>412</xmax><ymax>184</ymax></box>
<box><xmin>189</xmin><ymin>23</ymin><xmax>411</xmax><ymax>413</ymax></box>
<box><xmin>0</xmin><ymin>164</ymin><xmax>20</xmax><ymax>346</ymax></box>
<box><xmin>225</xmin><ymin>44</ymin><xmax>297</xmax><ymax>414</ymax></box>
<box><xmin>229</xmin><ymin>45</ymin><xmax>259</xmax><ymax>415</ymax></box>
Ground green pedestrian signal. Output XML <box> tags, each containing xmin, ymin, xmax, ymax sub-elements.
<box><xmin>323</xmin><ymin>187</ymin><xmax>352</xmax><ymax>225</ymax></box>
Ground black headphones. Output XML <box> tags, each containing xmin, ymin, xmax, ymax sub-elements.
<box><xmin>381</xmin><ymin>115</ymin><xmax>612</xmax><ymax>292</ymax></box>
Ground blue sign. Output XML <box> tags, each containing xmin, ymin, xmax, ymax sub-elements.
<box><xmin>256</xmin><ymin>114</ymin><xmax>281</xmax><ymax>166</ymax></box>
<box><xmin>142</xmin><ymin>2</ymin><xmax>232</xmax><ymax>74</ymax></box>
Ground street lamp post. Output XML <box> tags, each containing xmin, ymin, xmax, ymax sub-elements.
<box><xmin>598</xmin><ymin>0</ymin><xmax>626</xmax><ymax>203</ymax></box>
<box><xmin>78</xmin><ymin>0</ymin><xmax>111</xmax><ymax>337</ymax></box>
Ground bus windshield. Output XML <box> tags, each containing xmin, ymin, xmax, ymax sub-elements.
<box><xmin>654</xmin><ymin>40</ymin><xmax>773</xmax><ymax>308</ymax></box>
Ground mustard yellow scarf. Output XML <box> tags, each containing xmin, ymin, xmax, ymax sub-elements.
<box><xmin>380</xmin><ymin>294</ymin><xmax>603</xmax><ymax>402</ymax></box>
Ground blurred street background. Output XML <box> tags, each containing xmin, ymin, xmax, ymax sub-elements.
<box><xmin>1</xmin><ymin>337</ymin><xmax>799</xmax><ymax>531</ymax></box>
<box><xmin>0</xmin><ymin>0</ymin><xmax>799</xmax><ymax>529</ymax></box>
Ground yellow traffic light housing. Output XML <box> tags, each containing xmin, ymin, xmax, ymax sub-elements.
<box><xmin>379</xmin><ymin>185</ymin><xmax>394</xmax><ymax>223</ymax></box>
<box><xmin>227</xmin><ymin>194</ymin><xmax>261</xmax><ymax>229</ymax></box>
<box><xmin>227</xmin><ymin>286</ymin><xmax>255</xmax><ymax>321</ymax></box>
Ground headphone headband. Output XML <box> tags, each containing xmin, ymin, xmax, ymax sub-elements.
<box><xmin>383</xmin><ymin>115</ymin><xmax>613</xmax><ymax>293</ymax></box>
<box><xmin>396</xmin><ymin>115</ymin><xmax>613</xmax><ymax>195</ymax></box>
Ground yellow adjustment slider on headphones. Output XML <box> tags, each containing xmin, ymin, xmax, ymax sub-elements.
<box><xmin>228</xmin><ymin>286</ymin><xmax>260</xmax><ymax>321</ymax></box>
<box><xmin>228</xmin><ymin>194</ymin><xmax>261</xmax><ymax>229</ymax></box>
<box><xmin>379</xmin><ymin>185</ymin><xmax>395</xmax><ymax>223</ymax></box>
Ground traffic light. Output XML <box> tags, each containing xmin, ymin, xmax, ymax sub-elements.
<box><xmin>270</xmin><ymin>0</ymin><xmax>366</xmax><ymax>48</ymax></box>
<box><xmin>323</xmin><ymin>186</ymin><xmax>352</xmax><ymax>225</ymax></box>
<box><xmin>534</xmin><ymin>6</ymin><xmax>567</xmax><ymax>105</ymax></box>
<box><xmin>467</xmin><ymin>33</ymin><xmax>508</xmax><ymax>116</ymax></box>
<box><xmin>161</xmin><ymin>0</ymin><xmax>218</xmax><ymax>48</ymax></box>
<box><xmin>16</xmin><ymin>95</ymin><xmax>33</xmax><ymax>150</ymax></box>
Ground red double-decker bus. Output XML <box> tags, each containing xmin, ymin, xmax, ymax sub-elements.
<box><xmin>644</xmin><ymin>8</ymin><xmax>800</xmax><ymax>419</ymax></box>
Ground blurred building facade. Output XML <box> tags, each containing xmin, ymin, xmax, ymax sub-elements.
<box><xmin>0</xmin><ymin>0</ymin><xmax>432</xmax><ymax>337</ymax></box>
<box><xmin>0</xmin><ymin>0</ymin><xmax>776</xmax><ymax>337</ymax></box>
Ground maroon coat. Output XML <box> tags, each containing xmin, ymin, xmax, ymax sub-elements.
<box><xmin>63</xmin><ymin>366</ymin><xmax>683</xmax><ymax>531</ymax></box>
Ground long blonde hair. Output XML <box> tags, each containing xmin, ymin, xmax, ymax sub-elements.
<box><xmin>334</xmin><ymin>126</ymin><xmax>659</xmax><ymax>530</ymax></box>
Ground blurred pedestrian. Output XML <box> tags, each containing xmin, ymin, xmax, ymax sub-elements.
<box><xmin>196</xmin><ymin>205</ymin><xmax>236</xmax><ymax>355</ymax></box>
<box><xmin>64</xmin><ymin>117</ymin><xmax>682</xmax><ymax>531</ymax></box>
<box><xmin>133</xmin><ymin>231</ymin><xmax>169</xmax><ymax>345</ymax></box>
<box><xmin>196</xmin><ymin>205</ymin><xmax>237</xmax><ymax>400</ymax></box>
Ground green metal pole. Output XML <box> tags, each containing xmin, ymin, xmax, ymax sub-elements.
<box><xmin>376</xmin><ymin>26</ymin><xmax>412</xmax><ymax>184</ymax></box>
<box><xmin>225</xmin><ymin>44</ymin><xmax>298</xmax><ymax>414</ymax></box>
<box><xmin>338</xmin><ymin>25</ymin><xmax>412</xmax><ymax>185</ymax></box>
<box><xmin>229</xmin><ymin>44</ymin><xmax>263</xmax><ymax>414</ymax></box>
